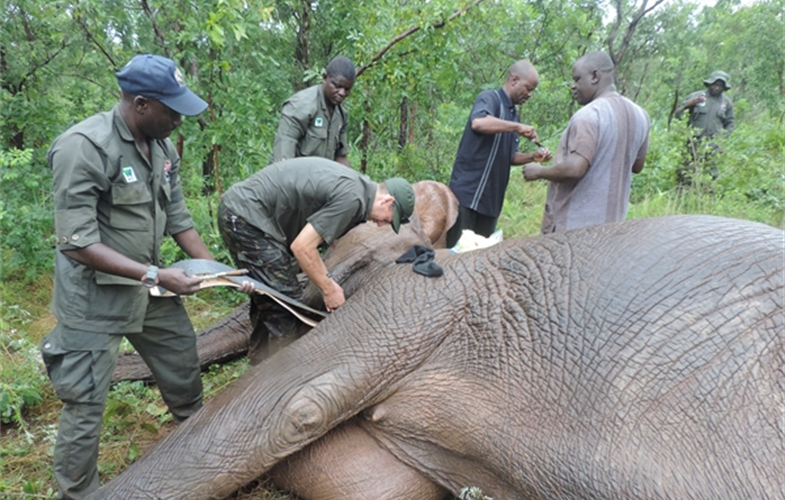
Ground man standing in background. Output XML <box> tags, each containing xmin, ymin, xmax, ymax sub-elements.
<box><xmin>270</xmin><ymin>56</ymin><xmax>356</xmax><ymax>166</ymax></box>
<box><xmin>674</xmin><ymin>70</ymin><xmax>734</xmax><ymax>184</ymax></box>
<box><xmin>675</xmin><ymin>70</ymin><xmax>735</xmax><ymax>140</ymax></box>
<box><xmin>524</xmin><ymin>51</ymin><xmax>650</xmax><ymax>234</ymax></box>
<box><xmin>446</xmin><ymin>59</ymin><xmax>550</xmax><ymax>248</ymax></box>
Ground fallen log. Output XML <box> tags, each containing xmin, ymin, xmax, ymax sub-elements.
<box><xmin>113</xmin><ymin>303</ymin><xmax>252</xmax><ymax>383</ymax></box>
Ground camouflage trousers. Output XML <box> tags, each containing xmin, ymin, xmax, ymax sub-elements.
<box><xmin>218</xmin><ymin>202</ymin><xmax>306</xmax><ymax>362</ymax></box>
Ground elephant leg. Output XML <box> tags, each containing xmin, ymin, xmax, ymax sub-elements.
<box><xmin>270</xmin><ymin>419</ymin><xmax>449</xmax><ymax>500</ymax></box>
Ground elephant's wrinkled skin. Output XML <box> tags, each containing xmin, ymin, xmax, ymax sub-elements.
<box><xmin>89</xmin><ymin>215</ymin><xmax>784</xmax><ymax>500</ymax></box>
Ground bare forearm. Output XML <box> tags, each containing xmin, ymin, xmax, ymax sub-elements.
<box><xmin>291</xmin><ymin>223</ymin><xmax>344</xmax><ymax>310</ymax></box>
<box><xmin>513</xmin><ymin>148</ymin><xmax>552</xmax><ymax>166</ymax></box>
<box><xmin>63</xmin><ymin>238</ymin><xmax>205</xmax><ymax>295</ymax></box>
<box><xmin>513</xmin><ymin>152</ymin><xmax>537</xmax><ymax>165</ymax></box>
<box><xmin>676</xmin><ymin>95</ymin><xmax>705</xmax><ymax>118</ymax></box>
<box><xmin>292</xmin><ymin>245</ymin><xmax>331</xmax><ymax>292</ymax></box>
<box><xmin>472</xmin><ymin>116</ymin><xmax>521</xmax><ymax>134</ymax></box>
<box><xmin>62</xmin><ymin>243</ymin><xmax>148</xmax><ymax>280</ymax></box>
<box><xmin>632</xmin><ymin>157</ymin><xmax>646</xmax><ymax>174</ymax></box>
<box><xmin>172</xmin><ymin>228</ymin><xmax>214</xmax><ymax>260</ymax></box>
<box><xmin>524</xmin><ymin>154</ymin><xmax>589</xmax><ymax>182</ymax></box>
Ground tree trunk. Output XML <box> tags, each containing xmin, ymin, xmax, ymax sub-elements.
<box><xmin>398</xmin><ymin>96</ymin><xmax>409</xmax><ymax>150</ymax></box>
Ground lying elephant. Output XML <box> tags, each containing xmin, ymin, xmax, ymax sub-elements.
<box><xmin>111</xmin><ymin>180</ymin><xmax>457</xmax><ymax>382</ymax></box>
<box><xmin>89</xmin><ymin>215</ymin><xmax>784</xmax><ymax>499</ymax></box>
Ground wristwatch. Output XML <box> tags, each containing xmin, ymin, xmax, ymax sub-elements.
<box><xmin>141</xmin><ymin>265</ymin><xmax>159</xmax><ymax>288</ymax></box>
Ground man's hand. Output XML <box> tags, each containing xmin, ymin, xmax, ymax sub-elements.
<box><xmin>517</xmin><ymin>124</ymin><xmax>538</xmax><ymax>143</ymax></box>
<box><xmin>523</xmin><ymin>153</ymin><xmax>590</xmax><ymax>182</ymax></box>
<box><xmin>532</xmin><ymin>148</ymin><xmax>552</xmax><ymax>163</ymax></box>
<box><xmin>523</xmin><ymin>163</ymin><xmax>543</xmax><ymax>181</ymax></box>
<box><xmin>322</xmin><ymin>278</ymin><xmax>346</xmax><ymax>312</ymax></box>
<box><xmin>687</xmin><ymin>93</ymin><xmax>706</xmax><ymax>108</ymax></box>
<box><xmin>236</xmin><ymin>280</ymin><xmax>256</xmax><ymax>294</ymax></box>
<box><xmin>159</xmin><ymin>267</ymin><xmax>202</xmax><ymax>296</ymax></box>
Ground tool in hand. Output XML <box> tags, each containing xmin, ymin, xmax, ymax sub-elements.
<box><xmin>149</xmin><ymin>260</ymin><xmax>327</xmax><ymax>326</ymax></box>
<box><xmin>194</xmin><ymin>269</ymin><xmax>249</xmax><ymax>282</ymax></box>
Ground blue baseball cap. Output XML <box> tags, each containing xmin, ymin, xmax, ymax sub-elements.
<box><xmin>115</xmin><ymin>54</ymin><xmax>208</xmax><ymax>116</ymax></box>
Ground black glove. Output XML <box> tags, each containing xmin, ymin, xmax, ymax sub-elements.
<box><xmin>395</xmin><ymin>245</ymin><xmax>443</xmax><ymax>278</ymax></box>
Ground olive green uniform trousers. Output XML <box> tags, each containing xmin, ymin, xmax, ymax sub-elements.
<box><xmin>41</xmin><ymin>297</ymin><xmax>202</xmax><ymax>500</ymax></box>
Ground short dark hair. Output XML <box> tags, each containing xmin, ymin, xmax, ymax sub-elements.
<box><xmin>577</xmin><ymin>51</ymin><xmax>614</xmax><ymax>74</ymax></box>
<box><xmin>326</xmin><ymin>56</ymin><xmax>356</xmax><ymax>82</ymax></box>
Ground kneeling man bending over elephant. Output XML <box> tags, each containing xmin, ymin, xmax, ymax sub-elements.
<box><xmin>217</xmin><ymin>156</ymin><xmax>415</xmax><ymax>361</ymax></box>
<box><xmin>90</xmin><ymin>215</ymin><xmax>784</xmax><ymax>500</ymax></box>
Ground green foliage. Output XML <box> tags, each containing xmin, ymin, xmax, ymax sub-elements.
<box><xmin>103</xmin><ymin>381</ymin><xmax>172</xmax><ymax>432</ymax></box>
<box><xmin>1</xmin><ymin>1</ymin><xmax>784</xmax><ymax>497</ymax></box>
<box><xmin>0</xmin><ymin>304</ymin><xmax>47</xmax><ymax>428</ymax></box>
<box><xmin>0</xmin><ymin>148</ymin><xmax>53</xmax><ymax>281</ymax></box>
<box><xmin>630</xmin><ymin>110</ymin><xmax>785</xmax><ymax>226</ymax></box>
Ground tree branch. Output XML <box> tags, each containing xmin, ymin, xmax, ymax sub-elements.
<box><xmin>9</xmin><ymin>40</ymin><xmax>67</xmax><ymax>94</ymax></box>
<box><xmin>139</xmin><ymin>0</ymin><xmax>169</xmax><ymax>55</ymax></box>
<box><xmin>73</xmin><ymin>14</ymin><xmax>116</xmax><ymax>68</ymax></box>
<box><xmin>608</xmin><ymin>0</ymin><xmax>666</xmax><ymax>66</ymax></box>
<box><xmin>357</xmin><ymin>0</ymin><xmax>487</xmax><ymax>77</ymax></box>
<box><xmin>607</xmin><ymin>0</ymin><xmax>624</xmax><ymax>64</ymax></box>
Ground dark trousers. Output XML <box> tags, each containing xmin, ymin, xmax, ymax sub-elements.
<box><xmin>41</xmin><ymin>298</ymin><xmax>201</xmax><ymax>500</ymax></box>
<box><xmin>217</xmin><ymin>202</ymin><xmax>305</xmax><ymax>363</ymax></box>
<box><xmin>445</xmin><ymin>205</ymin><xmax>499</xmax><ymax>249</ymax></box>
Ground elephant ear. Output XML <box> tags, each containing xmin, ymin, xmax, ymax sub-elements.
<box><xmin>411</xmin><ymin>180</ymin><xmax>459</xmax><ymax>249</ymax></box>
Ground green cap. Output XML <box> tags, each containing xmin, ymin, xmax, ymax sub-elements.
<box><xmin>384</xmin><ymin>177</ymin><xmax>415</xmax><ymax>234</ymax></box>
<box><xmin>703</xmin><ymin>70</ymin><xmax>731</xmax><ymax>89</ymax></box>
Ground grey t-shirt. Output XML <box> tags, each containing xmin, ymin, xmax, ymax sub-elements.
<box><xmin>221</xmin><ymin>157</ymin><xmax>376</xmax><ymax>247</ymax></box>
<box><xmin>542</xmin><ymin>93</ymin><xmax>650</xmax><ymax>234</ymax></box>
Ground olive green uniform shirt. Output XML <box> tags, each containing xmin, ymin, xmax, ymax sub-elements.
<box><xmin>270</xmin><ymin>84</ymin><xmax>349</xmax><ymax>164</ymax></box>
<box><xmin>221</xmin><ymin>157</ymin><xmax>376</xmax><ymax>248</ymax></box>
<box><xmin>676</xmin><ymin>91</ymin><xmax>735</xmax><ymax>139</ymax></box>
<box><xmin>48</xmin><ymin>105</ymin><xmax>195</xmax><ymax>333</ymax></box>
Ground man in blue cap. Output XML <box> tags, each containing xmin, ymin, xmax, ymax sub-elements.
<box><xmin>41</xmin><ymin>54</ymin><xmax>238</xmax><ymax>499</ymax></box>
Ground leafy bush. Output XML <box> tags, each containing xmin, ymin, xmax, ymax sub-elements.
<box><xmin>0</xmin><ymin>304</ymin><xmax>47</xmax><ymax>427</ymax></box>
<box><xmin>0</xmin><ymin>148</ymin><xmax>54</xmax><ymax>282</ymax></box>
<box><xmin>627</xmin><ymin>99</ymin><xmax>784</xmax><ymax>226</ymax></box>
